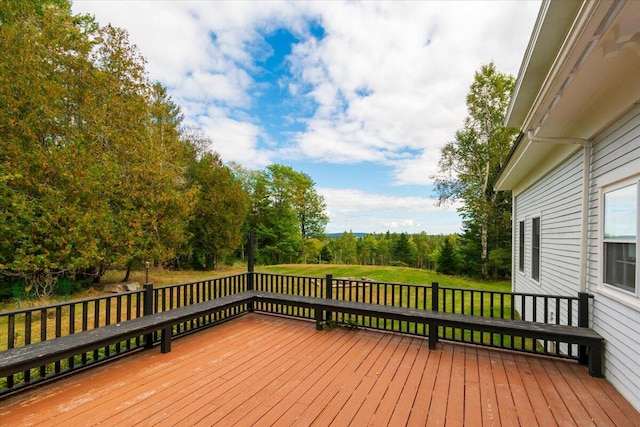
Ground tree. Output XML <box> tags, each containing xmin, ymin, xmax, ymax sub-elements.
<box><xmin>320</xmin><ymin>245</ymin><xmax>332</xmax><ymax>263</ymax></box>
<box><xmin>240</xmin><ymin>164</ymin><xmax>328</xmax><ymax>265</ymax></box>
<box><xmin>0</xmin><ymin>0</ymin><xmax>106</xmax><ymax>296</ymax></box>
<box><xmin>329</xmin><ymin>232</ymin><xmax>358</xmax><ymax>264</ymax></box>
<box><xmin>437</xmin><ymin>237</ymin><xmax>458</xmax><ymax>275</ymax></box>
<box><xmin>391</xmin><ymin>233</ymin><xmax>416</xmax><ymax>266</ymax></box>
<box><xmin>186</xmin><ymin>150</ymin><xmax>248</xmax><ymax>270</ymax></box>
<box><xmin>0</xmin><ymin>1</ymin><xmax>197</xmax><ymax>294</ymax></box>
<box><xmin>433</xmin><ymin>63</ymin><xmax>516</xmax><ymax>278</ymax></box>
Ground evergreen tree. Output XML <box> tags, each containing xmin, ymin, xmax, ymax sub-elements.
<box><xmin>391</xmin><ymin>233</ymin><xmax>415</xmax><ymax>266</ymax></box>
<box><xmin>437</xmin><ymin>237</ymin><xmax>458</xmax><ymax>275</ymax></box>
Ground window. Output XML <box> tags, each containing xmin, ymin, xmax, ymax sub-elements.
<box><xmin>519</xmin><ymin>221</ymin><xmax>525</xmax><ymax>272</ymax></box>
<box><xmin>532</xmin><ymin>217</ymin><xmax>540</xmax><ymax>281</ymax></box>
<box><xmin>603</xmin><ymin>184</ymin><xmax>637</xmax><ymax>293</ymax></box>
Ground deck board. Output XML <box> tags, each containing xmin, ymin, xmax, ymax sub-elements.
<box><xmin>1</xmin><ymin>313</ymin><xmax>639</xmax><ymax>427</ymax></box>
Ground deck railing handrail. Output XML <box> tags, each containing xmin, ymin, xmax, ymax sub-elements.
<box><xmin>1</xmin><ymin>269</ymin><xmax>594</xmax><ymax>396</ymax></box>
<box><xmin>251</xmin><ymin>271</ymin><xmax>592</xmax><ymax>361</ymax></box>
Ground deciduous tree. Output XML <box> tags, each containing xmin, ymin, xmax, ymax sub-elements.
<box><xmin>433</xmin><ymin>63</ymin><xmax>516</xmax><ymax>278</ymax></box>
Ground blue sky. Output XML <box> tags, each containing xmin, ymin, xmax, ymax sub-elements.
<box><xmin>73</xmin><ymin>1</ymin><xmax>541</xmax><ymax>235</ymax></box>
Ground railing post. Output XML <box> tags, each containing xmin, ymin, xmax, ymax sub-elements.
<box><xmin>429</xmin><ymin>282</ymin><xmax>439</xmax><ymax>349</ymax></box>
<box><xmin>578</xmin><ymin>292</ymin><xmax>590</xmax><ymax>364</ymax></box>
<box><xmin>325</xmin><ymin>274</ymin><xmax>333</xmax><ymax>325</ymax></box>
<box><xmin>247</xmin><ymin>230</ymin><xmax>255</xmax><ymax>312</ymax></box>
<box><xmin>247</xmin><ymin>230</ymin><xmax>255</xmax><ymax>290</ymax></box>
<box><xmin>144</xmin><ymin>283</ymin><xmax>154</xmax><ymax>349</ymax></box>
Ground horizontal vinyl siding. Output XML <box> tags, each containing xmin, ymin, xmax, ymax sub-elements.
<box><xmin>588</xmin><ymin>104</ymin><xmax>640</xmax><ymax>411</ymax></box>
<box><xmin>514</xmin><ymin>150</ymin><xmax>584</xmax><ymax>300</ymax></box>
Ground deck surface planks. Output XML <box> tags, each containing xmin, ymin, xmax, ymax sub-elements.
<box><xmin>1</xmin><ymin>313</ymin><xmax>639</xmax><ymax>427</ymax></box>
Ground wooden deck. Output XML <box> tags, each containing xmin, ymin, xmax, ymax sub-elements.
<box><xmin>1</xmin><ymin>313</ymin><xmax>639</xmax><ymax>426</ymax></box>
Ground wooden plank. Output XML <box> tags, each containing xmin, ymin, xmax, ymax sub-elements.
<box><xmin>327</xmin><ymin>334</ymin><xmax>396</xmax><ymax>425</ymax></box>
<box><xmin>249</xmin><ymin>328</ymin><xmax>365</xmax><ymax>426</ymax></box>
<box><xmin>367</xmin><ymin>337</ymin><xmax>421</xmax><ymax>426</ymax></box>
<box><xmin>52</xmin><ymin>314</ymin><xmax>280</xmax><ymax>426</ymax></box>
<box><xmin>167</xmin><ymin>320</ymin><xmax>317</xmax><ymax>425</ymax></box>
<box><xmin>219</xmin><ymin>325</ymin><xmax>349</xmax><ymax>426</ymax></box>
<box><xmin>444</xmin><ymin>343</ymin><xmax>466</xmax><ymax>427</ymax></box>
<box><xmin>527</xmin><ymin>357</ymin><xmax>575</xmax><ymax>426</ymax></box>
<box><xmin>500</xmin><ymin>352</ymin><xmax>538</xmax><ymax>426</ymax></box>
<box><xmin>297</xmin><ymin>330</ymin><xmax>385</xmax><ymax>426</ymax></box>
<box><xmin>253</xmin><ymin>291</ymin><xmax>604</xmax><ymax>344</ymax></box>
<box><xmin>463</xmin><ymin>346</ymin><xmax>483</xmax><ymax>426</ymax></box>
<box><xmin>542</xmin><ymin>359</ymin><xmax>596</xmax><ymax>427</ymax></box>
<box><xmin>0</xmin><ymin>292</ymin><xmax>254</xmax><ymax>378</ymax></box>
<box><xmin>388</xmin><ymin>339</ymin><xmax>430</xmax><ymax>425</ymax></box>
<box><xmin>566</xmin><ymin>362</ymin><xmax>640</xmax><ymax>427</ymax></box>
<box><xmin>477</xmin><ymin>347</ymin><xmax>501</xmax><ymax>426</ymax></box>
<box><xmin>489</xmin><ymin>349</ymin><xmax>520</xmax><ymax>427</ymax></box>
<box><xmin>344</xmin><ymin>335</ymin><xmax>406</xmax><ymax>426</ymax></box>
<box><xmin>406</xmin><ymin>345</ymin><xmax>442</xmax><ymax>426</ymax></box>
<box><xmin>513</xmin><ymin>354</ymin><xmax>558</xmax><ymax>427</ymax></box>
<box><xmin>1</xmin><ymin>314</ymin><xmax>637</xmax><ymax>427</ymax></box>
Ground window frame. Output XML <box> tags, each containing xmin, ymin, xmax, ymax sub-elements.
<box><xmin>532</xmin><ymin>217</ymin><xmax>540</xmax><ymax>281</ymax></box>
<box><xmin>601</xmin><ymin>179</ymin><xmax>639</xmax><ymax>297</ymax></box>
<box><xmin>519</xmin><ymin>220</ymin><xmax>525</xmax><ymax>273</ymax></box>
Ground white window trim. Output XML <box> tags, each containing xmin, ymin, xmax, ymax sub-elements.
<box><xmin>518</xmin><ymin>220</ymin><xmax>526</xmax><ymax>275</ymax></box>
<box><xmin>531</xmin><ymin>215</ymin><xmax>541</xmax><ymax>283</ymax></box>
<box><xmin>597</xmin><ymin>174</ymin><xmax>640</xmax><ymax>307</ymax></box>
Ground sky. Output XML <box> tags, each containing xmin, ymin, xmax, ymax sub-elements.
<box><xmin>72</xmin><ymin>0</ymin><xmax>541</xmax><ymax>235</ymax></box>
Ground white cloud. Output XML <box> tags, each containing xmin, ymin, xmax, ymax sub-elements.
<box><xmin>320</xmin><ymin>188</ymin><xmax>461</xmax><ymax>234</ymax></box>
<box><xmin>284</xmin><ymin>1</ymin><xmax>539</xmax><ymax>183</ymax></box>
<box><xmin>74</xmin><ymin>1</ymin><xmax>539</xmax><ymax>181</ymax></box>
<box><xmin>197</xmin><ymin>107</ymin><xmax>272</xmax><ymax>169</ymax></box>
<box><xmin>71</xmin><ymin>0</ymin><xmax>540</xmax><ymax>234</ymax></box>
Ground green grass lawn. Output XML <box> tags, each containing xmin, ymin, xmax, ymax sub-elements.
<box><xmin>1</xmin><ymin>264</ymin><xmax>538</xmax><ymax>391</ymax></box>
<box><xmin>256</xmin><ymin>264</ymin><xmax>511</xmax><ymax>292</ymax></box>
<box><xmin>1</xmin><ymin>265</ymin><xmax>516</xmax><ymax>351</ymax></box>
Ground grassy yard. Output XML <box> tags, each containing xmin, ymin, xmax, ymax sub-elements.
<box><xmin>1</xmin><ymin>264</ymin><xmax>535</xmax><ymax>380</ymax></box>
<box><xmin>0</xmin><ymin>264</ymin><xmax>513</xmax><ymax>347</ymax></box>
<box><xmin>256</xmin><ymin>264</ymin><xmax>510</xmax><ymax>292</ymax></box>
<box><xmin>1</xmin><ymin>264</ymin><xmax>508</xmax><ymax>313</ymax></box>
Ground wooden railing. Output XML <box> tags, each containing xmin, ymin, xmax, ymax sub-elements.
<box><xmin>0</xmin><ymin>274</ymin><xmax>248</xmax><ymax>396</ymax></box>
<box><xmin>252</xmin><ymin>272</ymin><xmax>592</xmax><ymax>359</ymax></box>
<box><xmin>0</xmin><ymin>270</ymin><xmax>593</xmax><ymax>397</ymax></box>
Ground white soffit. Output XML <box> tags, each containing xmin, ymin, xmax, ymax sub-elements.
<box><xmin>498</xmin><ymin>0</ymin><xmax>640</xmax><ymax>191</ymax></box>
<box><xmin>529</xmin><ymin>0</ymin><xmax>640</xmax><ymax>140</ymax></box>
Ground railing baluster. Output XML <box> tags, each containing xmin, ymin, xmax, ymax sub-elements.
<box><xmin>55</xmin><ymin>306</ymin><xmax>62</xmax><ymax>373</ymax></box>
<box><xmin>68</xmin><ymin>305</ymin><xmax>76</xmax><ymax>368</ymax></box>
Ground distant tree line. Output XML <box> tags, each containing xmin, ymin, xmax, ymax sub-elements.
<box><xmin>317</xmin><ymin>232</ymin><xmax>507</xmax><ymax>279</ymax></box>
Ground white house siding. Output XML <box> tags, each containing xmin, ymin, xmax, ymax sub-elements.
<box><xmin>513</xmin><ymin>150</ymin><xmax>584</xmax><ymax>326</ymax></box>
<box><xmin>587</xmin><ymin>104</ymin><xmax>640</xmax><ymax>411</ymax></box>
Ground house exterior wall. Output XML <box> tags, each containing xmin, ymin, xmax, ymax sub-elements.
<box><xmin>513</xmin><ymin>150</ymin><xmax>584</xmax><ymax>325</ymax></box>
<box><xmin>513</xmin><ymin>104</ymin><xmax>640</xmax><ymax>411</ymax></box>
<box><xmin>587</xmin><ymin>104</ymin><xmax>640</xmax><ymax>411</ymax></box>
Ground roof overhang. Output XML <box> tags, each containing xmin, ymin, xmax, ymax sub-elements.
<box><xmin>496</xmin><ymin>0</ymin><xmax>640</xmax><ymax>192</ymax></box>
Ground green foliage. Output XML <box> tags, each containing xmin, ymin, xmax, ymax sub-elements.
<box><xmin>320</xmin><ymin>245</ymin><xmax>332</xmax><ymax>263</ymax></box>
<box><xmin>488</xmin><ymin>247</ymin><xmax>511</xmax><ymax>278</ymax></box>
<box><xmin>391</xmin><ymin>233</ymin><xmax>416</xmax><ymax>266</ymax></box>
<box><xmin>0</xmin><ymin>1</ymin><xmax>228</xmax><ymax>296</ymax></box>
<box><xmin>185</xmin><ymin>144</ymin><xmax>249</xmax><ymax>270</ymax></box>
<box><xmin>433</xmin><ymin>63</ymin><xmax>516</xmax><ymax>278</ymax></box>
<box><xmin>437</xmin><ymin>237</ymin><xmax>458</xmax><ymax>275</ymax></box>
<box><xmin>240</xmin><ymin>164</ymin><xmax>328</xmax><ymax>265</ymax></box>
<box><xmin>325</xmin><ymin>231</ymin><xmax>448</xmax><ymax>270</ymax></box>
